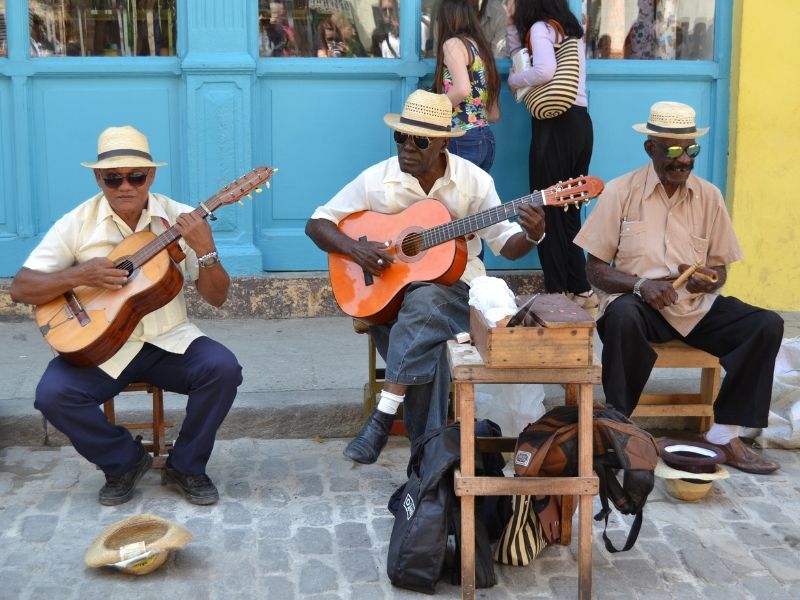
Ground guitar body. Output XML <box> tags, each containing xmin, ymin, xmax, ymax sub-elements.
<box><xmin>34</xmin><ymin>231</ymin><xmax>185</xmax><ymax>368</ymax></box>
<box><xmin>329</xmin><ymin>199</ymin><xmax>468</xmax><ymax>324</ymax></box>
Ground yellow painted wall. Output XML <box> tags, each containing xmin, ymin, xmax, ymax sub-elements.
<box><xmin>726</xmin><ymin>0</ymin><xmax>800</xmax><ymax>310</ymax></box>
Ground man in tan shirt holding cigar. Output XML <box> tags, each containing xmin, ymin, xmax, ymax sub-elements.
<box><xmin>574</xmin><ymin>101</ymin><xmax>783</xmax><ymax>474</ymax></box>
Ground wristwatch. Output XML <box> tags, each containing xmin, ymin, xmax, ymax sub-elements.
<box><xmin>525</xmin><ymin>231</ymin><xmax>546</xmax><ymax>245</ymax></box>
<box><xmin>632</xmin><ymin>278</ymin><xmax>647</xmax><ymax>299</ymax></box>
<box><xmin>197</xmin><ymin>250</ymin><xmax>219</xmax><ymax>269</ymax></box>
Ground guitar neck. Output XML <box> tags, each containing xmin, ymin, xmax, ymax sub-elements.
<box><xmin>421</xmin><ymin>190</ymin><xmax>545</xmax><ymax>249</ymax></box>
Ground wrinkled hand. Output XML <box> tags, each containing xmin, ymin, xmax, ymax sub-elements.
<box><xmin>678</xmin><ymin>263</ymin><xmax>721</xmax><ymax>294</ymax></box>
<box><xmin>640</xmin><ymin>279</ymin><xmax>678</xmax><ymax>310</ymax></box>
<box><xmin>175</xmin><ymin>212</ymin><xmax>215</xmax><ymax>256</ymax></box>
<box><xmin>517</xmin><ymin>204</ymin><xmax>545</xmax><ymax>242</ymax></box>
<box><xmin>503</xmin><ymin>0</ymin><xmax>516</xmax><ymax>25</ymax></box>
<box><xmin>78</xmin><ymin>257</ymin><xmax>130</xmax><ymax>290</ymax></box>
<box><xmin>349</xmin><ymin>238</ymin><xmax>394</xmax><ymax>276</ymax></box>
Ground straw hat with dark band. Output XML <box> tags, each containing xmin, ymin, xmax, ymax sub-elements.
<box><xmin>633</xmin><ymin>101</ymin><xmax>709</xmax><ymax>139</ymax></box>
<box><xmin>81</xmin><ymin>125</ymin><xmax>167</xmax><ymax>169</ymax></box>
<box><xmin>85</xmin><ymin>513</ymin><xmax>191</xmax><ymax>575</ymax></box>
<box><xmin>384</xmin><ymin>89</ymin><xmax>465</xmax><ymax>138</ymax></box>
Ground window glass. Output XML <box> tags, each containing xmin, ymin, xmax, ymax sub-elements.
<box><xmin>258</xmin><ymin>0</ymin><xmax>400</xmax><ymax>58</ymax></box>
<box><xmin>586</xmin><ymin>0</ymin><xmax>715</xmax><ymax>60</ymax></box>
<box><xmin>424</xmin><ymin>0</ymin><xmax>509</xmax><ymax>59</ymax></box>
<box><xmin>0</xmin><ymin>1</ymin><xmax>7</xmax><ymax>57</ymax></box>
<box><xmin>28</xmin><ymin>0</ymin><xmax>177</xmax><ymax>57</ymax></box>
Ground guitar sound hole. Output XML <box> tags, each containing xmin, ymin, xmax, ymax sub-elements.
<box><xmin>115</xmin><ymin>259</ymin><xmax>135</xmax><ymax>278</ymax></box>
<box><xmin>400</xmin><ymin>233</ymin><xmax>424</xmax><ymax>257</ymax></box>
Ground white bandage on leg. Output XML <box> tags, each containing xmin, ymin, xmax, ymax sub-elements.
<box><xmin>376</xmin><ymin>390</ymin><xmax>405</xmax><ymax>415</ymax></box>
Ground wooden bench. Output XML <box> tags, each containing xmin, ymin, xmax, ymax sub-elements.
<box><xmin>632</xmin><ymin>340</ymin><xmax>720</xmax><ymax>431</ymax></box>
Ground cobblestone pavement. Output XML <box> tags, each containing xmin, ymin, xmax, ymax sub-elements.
<box><xmin>2</xmin><ymin>438</ymin><xmax>799</xmax><ymax>600</ymax></box>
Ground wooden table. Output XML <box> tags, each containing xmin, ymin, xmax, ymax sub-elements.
<box><xmin>447</xmin><ymin>340</ymin><xmax>600</xmax><ymax>600</ymax></box>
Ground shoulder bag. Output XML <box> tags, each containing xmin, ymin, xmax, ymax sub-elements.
<box><xmin>523</xmin><ymin>19</ymin><xmax>580</xmax><ymax>120</ymax></box>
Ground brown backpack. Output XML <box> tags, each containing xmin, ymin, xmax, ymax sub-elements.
<box><xmin>513</xmin><ymin>404</ymin><xmax>659</xmax><ymax>552</ymax></box>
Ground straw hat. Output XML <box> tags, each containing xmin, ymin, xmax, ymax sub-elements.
<box><xmin>655</xmin><ymin>439</ymin><xmax>730</xmax><ymax>502</ymax></box>
<box><xmin>384</xmin><ymin>90</ymin><xmax>464</xmax><ymax>138</ymax></box>
<box><xmin>81</xmin><ymin>126</ymin><xmax>167</xmax><ymax>169</ymax></box>
<box><xmin>632</xmin><ymin>101</ymin><xmax>709</xmax><ymax>139</ymax></box>
<box><xmin>85</xmin><ymin>513</ymin><xmax>192</xmax><ymax>575</ymax></box>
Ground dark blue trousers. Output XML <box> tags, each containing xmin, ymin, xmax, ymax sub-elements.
<box><xmin>35</xmin><ymin>336</ymin><xmax>242</xmax><ymax>476</ymax></box>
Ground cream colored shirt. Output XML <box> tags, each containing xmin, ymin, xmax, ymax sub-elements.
<box><xmin>310</xmin><ymin>152</ymin><xmax>523</xmax><ymax>285</ymax></box>
<box><xmin>24</xmin><ymin>192</ymin><xmax>205</xmax><ymax>378</ymax></box>
<box><xmin>573</xmin><ymin>163</ymin><xmax>743</xmax><ymax>336</ymax></box>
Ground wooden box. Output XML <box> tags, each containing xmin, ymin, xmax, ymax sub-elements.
<box><xmin>469</xmin><ymin>294</ymin><xmax>594</xmax><ymax>368</ymax></box>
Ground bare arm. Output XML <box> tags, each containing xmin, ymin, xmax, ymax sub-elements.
<box><xmin>175</xmin><ymin>212</ymin><xmax>230</xmax><ymax>308</ymax></box>
<box><xmin>586</xmin><ymin>254</ymin><xmax>678</xmax><ymax>310</ymax></box>
<box><xmin>305</xmin><ymin>217</ymin><xmax>393</xmax><ymax>276</ymax></box>
<box><xmin>499</xmin><ymin>204</ymin><xmax>545</xmax><ymax>260</ymax></box>
<box><xmin>442</xmin><ymin>38</ymin><xmax>472</xmax><ymax>108</ymax></box>
<box><xmin>10</xmin><ymin>260</ymin><xmax>129</xmax><ymax>305</ymax></box>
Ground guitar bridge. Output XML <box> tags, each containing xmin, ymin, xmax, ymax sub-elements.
<box><xmin>65</xmin><ymin>292</ymin><xmax>91</xmax><ymax>327</ymax></box>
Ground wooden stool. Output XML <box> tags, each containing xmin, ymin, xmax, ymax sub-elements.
<box><xmin>631</xmin><ymin>340</ymin><xmax>720</xmax><ymax>431</ymax></box>
<box><xmin>103</xmin><ymin>382</ymin><xmax>173</xmax><ymax>467</ymax></box>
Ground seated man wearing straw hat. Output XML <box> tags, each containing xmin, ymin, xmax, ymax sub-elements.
<box><xmin>574</xmin><ymin>101</ymin><xmax>783</xmax><ymax>474</ymax></box>
<box><xmin>306</xmin><ymin>90</ymin><xmax>545</xmax><ymax>464</ymax></box>
<box><xmin>9</xmin><ymin>126</ymin><xmax>242</xmax><ymax>505</ymax></box>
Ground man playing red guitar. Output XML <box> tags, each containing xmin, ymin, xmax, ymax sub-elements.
<box><xmin>306</xmin><ymin>90</ymin><xmax>546</xmax><ymax>464</ymax></box>
<box><xmin>9</xmin><ymin>126</ymin><xmax>242</xmax><ymax>505</ymax></box>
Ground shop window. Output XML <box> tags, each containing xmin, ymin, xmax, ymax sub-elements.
<box><xmin>258</xmin><ymin>0</ymin><xmax>401</xmax><ymax>58</ymax></box>
<box><xmin>28</xmin><ymin>0</ymin><xmax>177</xmax><ymax>57</ymax></box>
<box><xmin>423</xmin><ymin>0</ymin><xmax>509</xmax><ymax>59</ymax></box>
<box><xmin>0</xmin><ymin>1</ymin><xmax>7</xmax><ymax>57</ymax></box>
<box><xmin>586</xmin><ymin>0</ymin><xmax>715</xmax><ymax>60</ymax></box>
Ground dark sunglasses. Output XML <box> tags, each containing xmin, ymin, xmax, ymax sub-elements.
<box><xmin>394</xmin><ymin>130</ymin><xmax>431</xmax><ymax>150</ymax></box>
<box><xmin>653</xmin><ymin>141</ymin><xmax>701</xmax><ymax>160</ymax></box>
<box><xmin>101</xmin><ymin>171</ymin><xmax>149</xmax><ymax>188</ymax></box>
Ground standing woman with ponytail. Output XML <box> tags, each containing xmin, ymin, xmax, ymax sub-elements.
<box><xmin>505</xmin><ymin>0</ymin><xmax>597</xmax><ymax>311</ymax></box>
<box><xmin>433</xmin><ymin>0</ymin><xmax>501</xmax><ymax>172</ymax></box>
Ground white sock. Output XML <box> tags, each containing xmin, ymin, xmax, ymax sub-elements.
<box><xmin>377</xmin><ymin>390</ymin><xmax>404</xmax><ymax>415</ymax></box>
<box><xmin>705</xmin><ymin>423</ymin><xmax>742</xmax><ymax>445</ymax></box>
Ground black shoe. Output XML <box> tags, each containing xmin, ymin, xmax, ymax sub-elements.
<box><xmin>343</xmin><ymin>408</ymin><xmax>395</xmax><ymax>465</ymax></box>
<box><xmin>162</xmin><ymin>458</ymin><xmax>219</xmax><ymax>505</ymax></box>
<box><xmin>98</xmin><ymin>443</ymin><xmax>153</xmax><ymax>506</ymax></box>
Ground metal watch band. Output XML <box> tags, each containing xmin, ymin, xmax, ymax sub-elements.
<box><xmin>525</xmin><ymin>231</ymin><xmax>546</xmax><ymax>245</ymax></box>
<box><xmin>197</xmin><ymin>250</ymin><xmax>219</xmax><ymax>268</ymax></box>
<box><xmin>633</xmin><ymin>278</ymin><xmax>647</xmax><ymax>298</ymax></box>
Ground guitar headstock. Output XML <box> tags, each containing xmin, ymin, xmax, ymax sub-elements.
<box><xmin>213</xmin><ymin>166</ymin><xmax>277</xmax><ymax>208</ymax></box>
<box><xmin>543</xmin><ymin>175</ymin><xmax>604</xmax><ymax>210</ymax></box>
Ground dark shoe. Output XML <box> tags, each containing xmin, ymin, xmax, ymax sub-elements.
<box><xmin>343</xmin><ymin>408</ymin><xmax>395</xmax><ymax>465</ymax></box>
<box><xmin>98</xmin><ymin>444</ymin><xmax>153</xmax><ymax>506</ymax></box>
<box><xmin>716</xmin><ymin>437</ymin><xmax>779</xmax><ymax>474</ymax></box>
<box><xmin>162</xmin><ymin>459</ymin><xmax>219</xmax><ymax>505</ymax></box>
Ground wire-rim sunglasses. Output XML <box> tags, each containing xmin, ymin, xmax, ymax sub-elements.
<box><xmin>652</xmin><ymin>141</ymin><xmax>701</xmax><ymax>160</ymax></box>
<box><xmin>393</xmin><ymin>130</ymin><xmax>431</xmax><ymax>150</ymax></box>
<box><xmin>101</xmin><ymin>171</ymin><xmax>150</xmax><ymax>189</ymax></box>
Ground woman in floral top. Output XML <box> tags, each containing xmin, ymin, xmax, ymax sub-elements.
<box><xmin>432</xmin><ymin>0</ymin><xmax>500</xmax><ymax>172</ymax></box>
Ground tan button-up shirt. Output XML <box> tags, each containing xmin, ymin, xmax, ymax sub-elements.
<box><xmin>310</xmin><ymin>152</ymin><xmax>522</xmax><ymax>285</ymax></box>
<box><xmin>573</xmin><ymin>163</ymin><xmax>743</xmax><ymax>336</ymax></box>
<box><xmin>24</xmin><ymin>192</ymin><xmax>205</xmax><ymax>378</ymax></box>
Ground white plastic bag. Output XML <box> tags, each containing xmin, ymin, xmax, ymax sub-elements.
<box><xmin>474</xmin><ymin>383</ymin><xmax>546</xmax><ymax>438</ymax></box>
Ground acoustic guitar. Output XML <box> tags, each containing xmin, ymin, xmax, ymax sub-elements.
<box><xmin>328</xmin><ymin>175</ymin><xmax>604</xmax><ymax>324</ymax></box>
<box><xmin>35</xmin><ymin>166</ymin><xmax>276</xmax><ymax>368</ymax></box>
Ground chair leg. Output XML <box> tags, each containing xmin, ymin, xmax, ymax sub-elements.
<box><xmin>103</xmin><ymin>398</ymin><xmax>116</xmax><ymax>424</ymax></box>
<box><xmin>699</xmin><ymin>366</ymin><xmax>720</xmax><ymax>432</ymax></box>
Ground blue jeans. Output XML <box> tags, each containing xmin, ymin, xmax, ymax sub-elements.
<box><xmin>448</xmin><ymin>125</ymin><xmax>496</xmax><ymax>173</ymax></box>
<box><xmin>369</xmin><ymin>281</ymin><xmax>470</xmax><ymax>442</ymax></box>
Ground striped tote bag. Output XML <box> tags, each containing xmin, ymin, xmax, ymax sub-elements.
<box><xmin>493</xmin><ymin>495</ymin><xmax>548</xmax><ymax>566</ymax></box>
<box><xmin>523</xmin><ymin>21</ymin><xmax>580</xmax><ymax>120</ymax></box>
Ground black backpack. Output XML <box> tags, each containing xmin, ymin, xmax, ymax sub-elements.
<box><xmin>386</xmin><ymin>420</ymin><xmax>509</xmax><ymax>593</ymax></box>
<box><xmin>514</xmin><ymin>404</ymin><xmax>659</xmax><ymax>552</ymax></box>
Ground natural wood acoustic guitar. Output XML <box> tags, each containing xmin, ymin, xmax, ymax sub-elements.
<box><xmin>328</xmin><ymin>175</ymin><xmax>604</xmax><ymax>324</ymax></box>
<box><xmin>35</xmin><ymin>166</ymin><xmax>276</xmax><ymax>368</ymax></box>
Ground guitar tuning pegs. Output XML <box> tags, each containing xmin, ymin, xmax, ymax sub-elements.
<box><xmin>246</xmin><ymin>194</ymin><xmax>253</xmax><ymax>199</ymax></box>
<box><xmin>255</xmin><ymin>187</ymin><xmax>263</xmax><ymax>193</ymax></box>
<box><xmin>265</xmin><ymin>181</ymin><xmax>271</xmax><ymax>189</ymax></box>
<box><xmin>238</xmin><ymin>200</ymin><xmax>245</xmax><ymax>206</ymax></box>
<box><xmin>563</xmin><ymin>205</ymin><xmax>569</xmax><ymax>212</ymax></box>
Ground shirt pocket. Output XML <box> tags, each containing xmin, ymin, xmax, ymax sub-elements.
<box><xmin>689</xmin><ymin>234</ymin><xmax>709</xmax><ymax>264</ymax></box>
<box><xmin>618</xmin><ymin>221</ymin><xmax>646</xmax><ymax>260</ymax></box>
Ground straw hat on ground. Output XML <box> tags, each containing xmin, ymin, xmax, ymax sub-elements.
<box><xmin>81</xmin><ymin>125</ymin><xmax>167</xmax><ymax>169</ymax></box>
<box><xmin>384</xmin><ymin>89</ymin><xmax>465</xmax><ymax>138</ymax></box>
<box><xmin>85</xmin><ymin>513</ymin><xmax>192</xmax><ymax>575</ymax></box>
<box><xmin>632</xmin><ymin>101</ymin><xmax>709</xmax><ymax>139</ymax></box>
<box><xmin>655</xmin><ymin>440</ymin><xmax>729</xmax><ymax>502</ymax></box>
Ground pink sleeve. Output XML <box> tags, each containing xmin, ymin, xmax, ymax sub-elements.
<box><xmin>508</xmin><ymin>21</ymin><xmax>556</xmax><ymax>89</ymax></box>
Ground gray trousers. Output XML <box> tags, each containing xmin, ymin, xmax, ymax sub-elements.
<box><xmin>369</xmin><ymin>281</ymin><xmax>470</xmax><ymax>442</ymax></box>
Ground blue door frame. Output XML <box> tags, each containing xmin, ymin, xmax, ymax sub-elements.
<box><xmin>0</xmin><ymin>0</ymin><xmax>731</xmax><ymax>276</ymax></box>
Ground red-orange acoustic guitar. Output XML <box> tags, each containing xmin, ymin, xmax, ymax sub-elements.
<box><xmin>329</xmin><ymin>175</ymin><xmax>604</xmax><ymax>324</ymax></box>
<box><xmin>35</xmin><ymin>166</ymin><xmax>276</xmax><ymax>368</ymax></box>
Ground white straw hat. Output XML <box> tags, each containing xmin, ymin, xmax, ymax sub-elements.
<box><xmin>81</xmin><ymin>126</ymin><xmax>167</xmax><ymax>169</ymax></box>
<box><xmin>633</xmin><ymin>101</ymin><xmax>709</xmax><ymax>139</ymax></box>
<box><xmin>384</xmin><ymin>90</ymin><xmax>464</xmax><ymax>138</ymax></box>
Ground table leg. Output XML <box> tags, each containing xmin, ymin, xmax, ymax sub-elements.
<box><xmin>578</xmin><ymin>382</ymin><xmax>593</xmax><ymax>599</ymax></box>
<box><xmin>457</xmin><ymin>382</ymin><xmax>476</xmax><ymax>600</ymax></box>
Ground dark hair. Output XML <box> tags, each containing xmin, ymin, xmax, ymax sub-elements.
<box><xmin>432</xmin><ymin>0</ymin><xmax>500</xmax><ymax>110</ymax></box>
<box><xmin>515</xmin><ymin>0</ymin><xmax>584</xmax><ymax>42</ymax></box>
<box><xmin>317</xmin><ymin>18</ymin><xmax>343</xmax><ymax>56</ymax></box>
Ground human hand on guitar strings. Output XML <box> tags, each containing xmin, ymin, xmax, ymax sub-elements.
<box><xmin>175</xmin><ymin>211</ymin><xmax>217</xmax><ymax>257</ymax></box>
<box><xmin>350</xmin><ymin>238</ymin><xmax>394</xmax><ymax>276</ymax></box>
<box><xmin>77</xmin><ymin>257</ymin><xmax>130</xmax><ymax>290</ymax></box>
<box><xmin>517</xmin><ymin>204</ymin><xmax>545</xmax><ymax>244</ymax></box>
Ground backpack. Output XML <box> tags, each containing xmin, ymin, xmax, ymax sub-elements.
<box><xmin>513</xmin><ymin>404</ymin><xmax>659</xmax><ymax>552</ymax></box>
<box><xmin>386</xmin><ymin>420</ymin><xmax>508</xmax><ymax>593</ymax></box>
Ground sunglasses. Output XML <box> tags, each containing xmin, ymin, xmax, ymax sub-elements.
<box><xmin>653</xmin><ymin>141</ymin><xmax>701</xmax><ymax>160</ymax></box>
<box><xmin>101</xmin><ymin>171</ymin><xmax>149</xmax><ymax>189</ymax></box>
<box><xmin>394</xmin><ymin>130</ymin><xmax>431</xmax><ymax>150</ymax></box>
